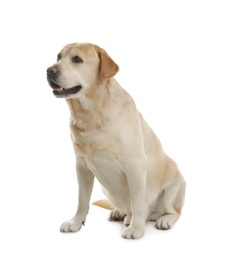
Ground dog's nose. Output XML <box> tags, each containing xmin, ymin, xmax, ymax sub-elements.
<box><xmin>47</xmin><ymin>66</ymin><xmax>58</xmax><ymax>76</ymax></box>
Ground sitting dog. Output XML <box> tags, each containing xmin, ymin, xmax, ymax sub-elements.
<box><xmin>47</xmin><ymin>43</ymin><xmax>186</xmax><ymax>239</ymax></box>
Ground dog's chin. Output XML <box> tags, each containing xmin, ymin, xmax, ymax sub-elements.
<box><xmin>53</xmin><ymin>85</ymin><xmax>82</xmax><ymax>98</ymax></box>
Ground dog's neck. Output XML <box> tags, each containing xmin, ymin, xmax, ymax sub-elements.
<box><xmin>66</xmin><ymin>78</ymin><xmax>134</xmax><ymax>135</ymax></box>
<box><xmin>65</xmin><ymin>79</ymin><xmax>114</xmax><ymax>134</ymax></box>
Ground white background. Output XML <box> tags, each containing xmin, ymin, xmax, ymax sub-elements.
<box><xmin>0</xmin><ymin>0</ymin><xmax>228</xmax><ymax>259</ymax></box>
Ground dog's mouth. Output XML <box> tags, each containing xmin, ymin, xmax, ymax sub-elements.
<box><xmin>48</xmin><ymin>78</ymin><xmax>82</xmax><ymax>98</ymax></box>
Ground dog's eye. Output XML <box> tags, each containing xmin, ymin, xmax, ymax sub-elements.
<box><xmin>72</xmin><ymin>56</ymin><xmax>83</xmax><ymax>63</ymax></box>
<box><xmin>57</xmin><ymin>53</ymin><xmax>61</xmax><ymax>61</ymax></box>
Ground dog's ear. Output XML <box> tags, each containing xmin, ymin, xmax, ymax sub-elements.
<box><xmin>95</xmin><ymin>46</ymin><xmax>119</xmax><ymax>83</ymax></box>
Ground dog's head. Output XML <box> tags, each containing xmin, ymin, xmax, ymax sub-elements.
<box><xmin>47</xmin><ymin>43</ymin><xmax>119</xmax><ymax>99</ymax></box>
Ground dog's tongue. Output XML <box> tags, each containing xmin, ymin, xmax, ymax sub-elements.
<box><xmin>51</xmin><ymin>85</ymin><xmax>63</xmax><ymax>91</ymax></box>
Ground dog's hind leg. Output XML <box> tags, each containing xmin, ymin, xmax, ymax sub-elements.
<box><xmin>155</xmin><ymin>176</ymin><xmax>186</xmax><ymax>230</ymax></box>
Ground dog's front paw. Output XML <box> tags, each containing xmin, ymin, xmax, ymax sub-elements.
<box><xmin>121</xmin><ymin>226</ymin><xmax>144</xmax><ymax>239</ymax></box>
<box><xmin>60</xmin><ymin>219</ymin><xmax>84</xmax><ymax>233</ymax></box>
<box><xmin>155</xmin><ymin>214</ymin><xmax>177</xmax><ymax>230</ymax></box>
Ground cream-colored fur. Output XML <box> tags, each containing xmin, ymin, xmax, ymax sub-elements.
<box><xmin>47</xmin><ymin>43</ymin><xmax>186</xmax><ymax>239</ymax></box>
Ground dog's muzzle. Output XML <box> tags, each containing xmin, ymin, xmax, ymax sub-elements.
<box><xmin>46</xmin><ymin>66</ymin><xmax>82</xmax><ymax>98</ymax></box>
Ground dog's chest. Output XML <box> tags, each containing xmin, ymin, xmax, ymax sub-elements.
<box><xmin>72</xmin><ymin>130</ymin><xmax>126</xmax><ymax>187</ymax></box>
<box><xmin>73</xmin><ymin>135</ymin><xmax>122</xmax><ymax>169</ymax></box>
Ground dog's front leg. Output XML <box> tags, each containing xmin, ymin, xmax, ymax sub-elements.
<box><xmin>60</xmin><ymin>162</ymin><xmax>94</xmax><ymax>232</ymax></box>
<box><xmin>121</xmin><ymin>161</ymin><xmax>147</xmax><ymax>239</ymax></box>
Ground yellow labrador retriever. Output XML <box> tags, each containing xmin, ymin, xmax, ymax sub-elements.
<box><xmin>47</xmin><ymin>43</ymin><xmax>186</xmax><ymax>239</ymax></box>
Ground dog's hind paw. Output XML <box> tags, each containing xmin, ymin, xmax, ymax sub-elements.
<box><xmin>108</xmin><ymin>209</ymin><xmax>126</xmax><ymax>221</ymax></box>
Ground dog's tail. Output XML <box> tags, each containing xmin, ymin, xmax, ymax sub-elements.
<box><xmin>92</xmin><ymin>199</ymin><xmax>114</xmax><ymax>210</ymax></box>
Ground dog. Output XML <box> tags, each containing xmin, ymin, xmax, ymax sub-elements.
<box><xmin>46</xmin><ymin>43</ymin><xmax>186</xmax><ymax>239</ymax></box>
